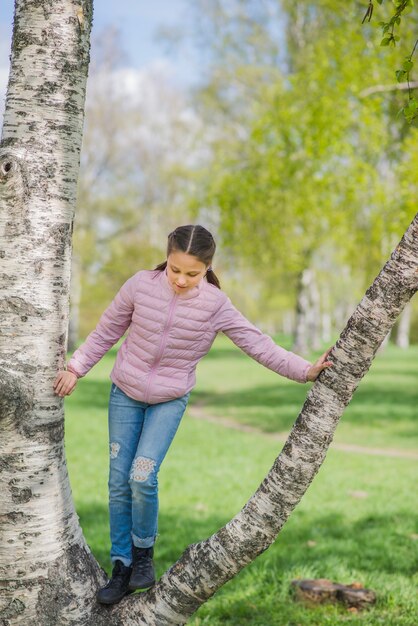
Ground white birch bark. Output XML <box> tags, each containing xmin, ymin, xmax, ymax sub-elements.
<box><xmin>307</xmin><ymin>270</ymin><xmax>321</xmax><ymax>350</ymax></box>
<box><xmin>1</xmin><ymin>3</ymin><xmax>417</xmax><ymax>626</ymax></box>
<box><xmin>292</xmin><ymin>267</ymin><xmax>312</xmax><ymax>354</ymax></box>
<box><xmin>321</xmin><ymin>311</ymin><xmax>332</xmax><ymax>343</ymax></box>
<box><xmin>293</xmin><ymin>267</ymin><xmax>321</xmax><ymax>353</ymax></box>
<box><xmin>0</xmin><ymin>2</ymin><xmax>107</xmax><ymax>624</ymax></box>
<box><xmin>395</xmin><ymin>300</ymin><xmax>411</xmax><ymax>348</ymax></box>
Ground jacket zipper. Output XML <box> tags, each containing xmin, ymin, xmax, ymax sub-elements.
<box><xmin>143</xmin><ymin>293</ymin><xmax>178</xmax><ymax>402</ymax></box>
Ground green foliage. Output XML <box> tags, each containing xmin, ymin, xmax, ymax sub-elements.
<box><xmin>400</xmin><ymin>94</ymin><xmax>418</xmax><ymax>121</ymax></box>
<box><xmin>192</xmin><ymin>0</ymin><xmax>416</xmax><ymax>298</ymax></box>
<box><xmin>364</xmin><ymin>0</ymin><xmax>418</xmax><ymax>122</ymax></box>
<box><xmin>79</xmin><ymin>235</ymin><xmax>162</xmax><ymax>337</ymax></box>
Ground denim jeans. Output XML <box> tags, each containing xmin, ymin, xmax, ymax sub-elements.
<box><xmin>108</xmin><ymin>383</ymin><xmax>189</xmax><ymax>566</ymax></box>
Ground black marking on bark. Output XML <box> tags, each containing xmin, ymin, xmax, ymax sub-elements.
<box><xmin>48</xmin><ymin>122</ymin><xmax>76</xmax><ymax>134</ymax></box>
<box><xmin>0</xmin><ymin>273</ymin><xmax>16</xmax><ymax>285</ymax></box>
<box><xmin>0</xmin><ymin>152</ymin><xmax>31</xmax><ymax>229</ymax></box>
<box><xmin>61</xmin><ymin>60</ymin><xmax>82</xmax><ymax>86</ymax></box>
<box><xmin>0</xmin><ymin>598</ymin><xmax>25</xmax><ymax>620</ymax></box>
<box><xmin>10</xmin><ymin>484</ymin><xmax>32</xmax><ymax>504</ymax></box>
<box><xmin>4</xmin><ymin>218</ymin><xmax>31</xmax><ymax>237</ymax></box>
<box><xmin>11</xmin><ymin>4</ymin><xmax>49</xmax><ymax>55</ymax></box>
<box><xmin>34</xmin><ymin>260</ymin><xmax>44</xmax><ymax>274</ymax></box>
<box><xmin>0</xmin><ymin>160</ymin><xmax>13</xmax><ymax>176</ymax></box>
<box><xmin>35</xmin><ymin>543</ymin><xmax>107</xmax><ymax>626</ymax></box>
<box><xmin>0</xmin><ymin>511</ymin><xmax>34</xmax><ymax>525</ymax></box>
<box><xmin>21</xmin><ymin>420</ymin><xmax>65</xmax><ymax>444</ymax></box>
<box><xmin>0</xmin><ymin>138</ymin><xmax>18</xmax><ymax>148</ymax></box>
<box><xmin>0</xmin><ymin>297</ymin><xmax>48</xmax><ymax>318</ymax></box>
<box><xmin>18</xmin><ymin>530</ymin><xmax>41</xmax><ymax>540</ymax></box>
<box><xmin>36</xmin><ymin>80</ymin><xmax>59</xmax><ymax>98</ymax></box>
<box><xmin>0</xmin><ymin>368</ymin><xmax>34</xmax><ymax>433</ymax></box>
<box><xmin>47</xmin><ymin>222</ymin><xmax>72</xmax><ymax>258</ymax></box>
<box><xmin>0</xmin><ymin>452</ymin><xmax>25</xmax><ymax>473</ymax></box>
<box><xmin>56</xmin><ymin>332</ymin><xmax>66</xmax><ymax>346</ymax></box>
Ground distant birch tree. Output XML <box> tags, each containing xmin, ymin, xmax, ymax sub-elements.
<box><xmin>0</xmin><ymin>2</ymin><xmax>417</xmax><ymax>625</ymax></box>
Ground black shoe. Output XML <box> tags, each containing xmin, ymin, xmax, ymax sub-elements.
<box><xmin>96</xmin><ymin>560</ymin><xmax>133</xmax><ymax>605</ymax></box>
<box><xmin>128</xmin><ymin>545</ymin><xmax>156</xmax><ymax>591</ymax></box>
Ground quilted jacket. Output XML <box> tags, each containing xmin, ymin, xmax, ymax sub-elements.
<box><xmin>67</xmin><ymin>269</ymin><xmax>311</xmax><ymax>404</ymax></box>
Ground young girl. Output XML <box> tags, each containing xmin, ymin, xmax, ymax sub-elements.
<box><xmin>54</xmin><ymin>224</ymin><xmax>332</xmax><ymax>605</ymax></box>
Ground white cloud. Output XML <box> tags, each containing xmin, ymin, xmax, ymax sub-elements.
<box><xmin>84</xmin><ymin>58</ymin><xmax>204</xmax><ymax>171</ymax></box>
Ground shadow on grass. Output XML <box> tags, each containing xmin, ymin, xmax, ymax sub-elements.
<box><xmin>78</xmin><ymin>502</ymin><xmax>417</xmax><ymax>580</ymax></box>
<box><xmin>191</xmin><ymin>379</ymin><xmax>417</xmax><ymax>432</ymax></box>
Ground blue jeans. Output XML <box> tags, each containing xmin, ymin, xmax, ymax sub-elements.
<box><xmin>108</xmin><ymin>383</ymin><xmax>189</xmax><ymax>566</ymax></box>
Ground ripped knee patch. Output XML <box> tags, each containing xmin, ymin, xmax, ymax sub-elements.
<box><xmin>110</xmin><ymin>442</ymin><xmax>120</xmax><ymax>459</ymax></box>
<box><xmin>130</xmin><ymin>456</ymin><xmax>156</xmax><ymax>482</ymax></box>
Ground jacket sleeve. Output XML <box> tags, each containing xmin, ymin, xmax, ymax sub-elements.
<box><xmin>66</xmin><ymin>274</ymin><xmax>136</xmax><ymax>378</ymax></box>
<box><xmin>212</xmin><ymin>294</ymin><xmax>311</xmax><ymax>383</ymax></box>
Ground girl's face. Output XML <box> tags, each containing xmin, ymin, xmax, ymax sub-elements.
<box><xmin>167</xmin><ymin>250</ymin><xmax>208</xmax><ymax>294</ymax></box>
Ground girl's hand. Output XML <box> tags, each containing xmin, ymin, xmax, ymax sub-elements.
<box><xmin>306</xmin><ymin>347</ymin><xmax>334</xmax><ymax>382</ymax></box>
<box><xmin>53</xmin><ymin>370</ymin><xmax>78</xmax><ymax>397</ymax></box>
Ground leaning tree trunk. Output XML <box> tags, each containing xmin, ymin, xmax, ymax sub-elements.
<box><xmin>106</xmin><ymin>214</ymin><xmax>418</xmax><ymax>626</ymax></box>
<box><xmin>1</xmin><ymin>3</ymin><xmax>417</xmax><ymax>626</ymax></box>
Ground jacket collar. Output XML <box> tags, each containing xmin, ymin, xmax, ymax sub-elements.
<box><xmin>160</xmin><ymin>268</ymin><xmax>205</xmax><ymax>300</ymax></box>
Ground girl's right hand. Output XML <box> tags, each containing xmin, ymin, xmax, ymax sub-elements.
<box><xmin>54</xmin><ymin>371</ymin><xmax>78</xmax><ymax>397</ymax></box>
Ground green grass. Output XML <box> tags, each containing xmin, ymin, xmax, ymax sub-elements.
<box><xmin>193</xmin><ymin>336</ymin><xmax>418</xmax><ymax>450</ymax></box>
<box><xmin>64</xmin><ymin>338</ymin><xmax>418</xmax><ymax>625</ymax></box>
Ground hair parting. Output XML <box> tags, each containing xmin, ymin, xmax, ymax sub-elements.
<box><xmin>154</xmin><ymin>224</ymin><xmax>220</xmax><ymax>289</ymax></box>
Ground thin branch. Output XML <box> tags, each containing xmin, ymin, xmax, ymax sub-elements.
<box><xmin>359</xmin><ymin>81</ymin><xmax>418</xmax><ymax>98</ymax></box>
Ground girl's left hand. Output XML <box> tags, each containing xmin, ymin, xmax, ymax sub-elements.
<box><xmin>306</xmin><ymin>347</ymin><xmax>334</xmax><ymax>382</ymax></box>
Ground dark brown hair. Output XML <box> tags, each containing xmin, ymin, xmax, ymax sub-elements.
<box><xmin>154</xmin><ymin>225</ymin><xmax>220</xmax><ymax>289</ymax></box>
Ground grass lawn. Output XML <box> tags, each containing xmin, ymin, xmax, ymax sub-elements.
<box><xmin>193</xmin><ymin>336</ymin><xmax>418</xmax><ymax>451</ymax></box>
<box><xmin>65</xmin><ymin>337</ymin><xmax>418</xmax><ymax>625</ymax></box>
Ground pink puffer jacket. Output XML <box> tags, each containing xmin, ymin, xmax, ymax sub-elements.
<box><xmin>67</xmin><ymin>269</ymin><xmax>311</xmax><ymax>403</ymax></box>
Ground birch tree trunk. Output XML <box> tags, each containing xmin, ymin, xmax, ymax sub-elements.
<box><xmin>395</xmin><ymin>300</ymin><xmax>411</xmax><ymax>348</ymax></box>
<box><xmin>292</xmin><ymin>267</ymin><xmax>312</xmax><ymax>354</ymax></box>
<box><xmin>293</xmin><ymin>267</ymin><xmax>321</xmax><ymax>353</ymax></box>
<box><xmin>1</xmin><ymin>3</ymin><xmax>417</xmax><ymax>626</ymax></box>
<box><xmin>0</xmin><ymin>1</ymin><xmax>108</xmax><ymax>624</ymax></box>
<box><xmin>307</xmin><ymin>271</ymin><xmax>321</xmax><ymax>350</ymax></box>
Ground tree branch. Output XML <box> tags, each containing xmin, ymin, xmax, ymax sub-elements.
<box><xmin>359</xmin><ymin>80</ymin><xmax>418</xmax><ymax>97</ymax></box>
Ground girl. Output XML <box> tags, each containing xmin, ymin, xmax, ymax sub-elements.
<box><xmin>53</xmin><ymin>224</ymin><xmax>332</xmax><ymax>605</ymax></box>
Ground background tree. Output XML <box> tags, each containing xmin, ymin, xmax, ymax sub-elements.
<box><xmin>186</xmin><ymin>0</ymin><xmax>418</xmax><ymax>349</ymax></box>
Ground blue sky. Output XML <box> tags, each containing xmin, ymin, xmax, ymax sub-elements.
<box><xmin>0</xmin><ymin>0</ymin><xmax>198</xmax><ymax>111</ymax></box>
